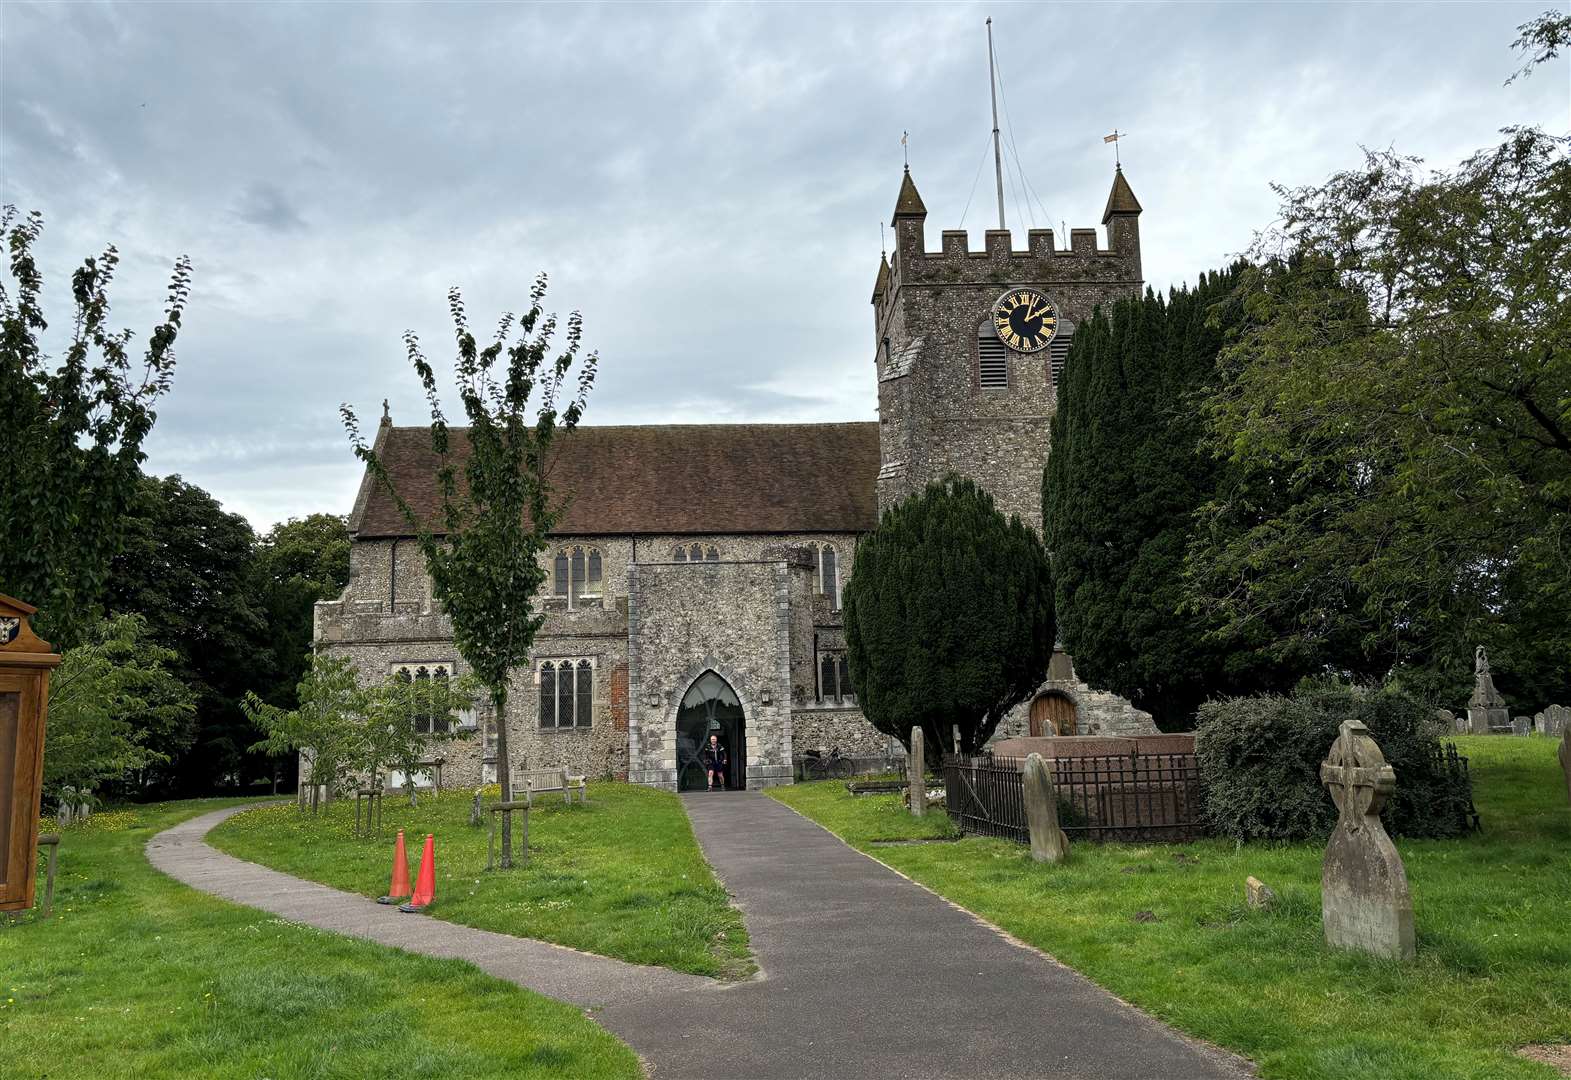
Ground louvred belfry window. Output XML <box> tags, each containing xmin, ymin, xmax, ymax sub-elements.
<box><xmin>978</xmin><ymin>322</ymin><xmax>1009</xmax><ymax>389</ymax></box>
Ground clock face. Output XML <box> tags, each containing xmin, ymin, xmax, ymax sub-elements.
<box><xmin>991</xmin><ymin>289</ymin><xmax>1058</xmax><ymax>353</ymax></box>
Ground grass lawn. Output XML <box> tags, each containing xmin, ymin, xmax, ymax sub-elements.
<box><xmin>0</xmin><ymin>800</ymin><xmax>640</xmax><ymax>1080</ymax></box>
<box><xmin>771</xmin><ymin>736</ymin><xmax>1571</xmax><ymax>1080</ymax></box>
<box><xmin>209</xmin><ymin>782</ymin><xmax>752</xmax><ymax>979</ymax></box>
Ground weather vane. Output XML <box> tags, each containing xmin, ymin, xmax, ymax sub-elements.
<box><xmin>1103</xmin><ymin>129</ymin><xmax>1125</xmax><ymax>167</ymax></box>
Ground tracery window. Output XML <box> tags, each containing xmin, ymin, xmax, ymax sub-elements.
<box><xmin>818</xmin><ymin>652</ymin><xmax>855</xmax><ymax>705</ymax></box>
<box><xmin>808</xmin><ymin>543</ymin><xmax>840</xmax><ymax>609</ymax></box>
<box><xmin>391</xmin><ymin>663</ymin><xmax>453</xmax><ymax>734</ymax></box>
<box><xmin>674</xmin><ymin>544</ymin><xmax>719</xmax><ymax>562</ymax></box>
<box><xmin>551</xmin><ymin>546</ymin><xmax>604</xmax><ymax>606</ymax></box>
<box><xmin>538</xmin><ymin>658</ymin><xmax>595</xmax><ymax>729</ymax></box>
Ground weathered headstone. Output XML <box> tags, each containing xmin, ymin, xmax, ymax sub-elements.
<box><xmin>1021</xmin><ymin>753</ymin><xmax>1069</xmax><ymax>863</ymax></box>
<box><xmin>1245</xmin><ymin>876</ymin><xmax>1277</xmax><ymax>910</ymax></box>
<box><xmin>1467</xmin><ymin>645</ymin><xmax>1510</xmax><ymax>734</ymax></box>
<box><xmin>1454</xmin><ymin>715</ymin><xmax>1469</xmax><ymax>736</ymax></box>
<box><xmin>1536</xmin><ymin>704</ymin><xmax>1568</xmax><ymax>737</ymax></box>
<box><xmin>1512</xmin><ymin>717</ymin><xmax>1531</xmax><ymax>737</ymax></box>
<box><xmin>1559</xmin><ymin>725</ymin><xmax>1571</xmax><ymax>809</ymax></box>
<box><xmin>1319</xmin><ymin>720</ymin><xmax>1415</xmax><ymax>961</ymax></box>
<box><xmin>1433</xmin><ymin>708</ymin><xmax>1455</xmax><ymax>737</ymax></box>
<box><xmin>908</xmin><ymin>726</ymin><xmax>925</xmax><ymax>818</ymax></box>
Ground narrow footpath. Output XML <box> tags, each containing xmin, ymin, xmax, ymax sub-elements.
<box><xmin>151</xmin><ymin>796</ymin><xmax>1253</xmax><ymax>1079</ymax></box>
<box><xmin>598</xmin><ymin>792</ymin><xmax>1251</xmax><ymax>1080</ymax></box>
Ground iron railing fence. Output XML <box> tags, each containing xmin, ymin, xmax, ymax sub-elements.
<box><xmin>1433</xmin><ymin>742</ymin><xmax>1481</xmax><ymax>834</ymax></box>
<box><xmin>942</xmin><ymin>751</ymin><xmax>1205</xmax><ymax>844</ymax></box>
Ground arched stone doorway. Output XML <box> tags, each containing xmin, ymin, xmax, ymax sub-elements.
<box><xmin>1030</xmin><ymin>692</ymin><xmax>1078</xmax><ymax>737</ymax></box>
<box><xmin>676</xmin><ymin>671</ymin><xmax>747</xmax><ymax>791</ymax></box>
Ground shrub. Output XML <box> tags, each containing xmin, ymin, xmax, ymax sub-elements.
<box><xmin>1194</xmin><ymin>678</ymin><xmax>1475</xmax><ymax>841</ymax></box>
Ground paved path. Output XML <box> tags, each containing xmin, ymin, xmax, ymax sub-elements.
<box><xmin>151</xmin><ymin>797</ymin><xmax>1252</xmax><ymax>1079</ymax></box>
<box><xmin>146</xmin><ymin>805</ymin><xmax>710</xmax><ymax>1009</ymax></box>
<box><xmin>596</xmin><ymin>792</ymin><xmax>1252</xmax><ymax>1079</ymax></box>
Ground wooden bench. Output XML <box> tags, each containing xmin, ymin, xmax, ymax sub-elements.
<box><xmin>511</xmin><ymin>766</ymin><xmax>588</xmax><ymax>807</ymax></box>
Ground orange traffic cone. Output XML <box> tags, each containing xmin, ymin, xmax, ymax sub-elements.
<box><xmin>377</xmin><ymin>830</ymin><xmax>411</xmax><ymax>904</ymax></box>
<box><xmin>399</xmin><ymin>834</ymin><xmax>436</xmax><ymax>912</ymax></box>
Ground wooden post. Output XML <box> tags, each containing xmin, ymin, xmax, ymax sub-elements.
<box><xmin>0</xmin><ymin>595</ymin><xmax>63</xmax><ymax>914</ymax></box>
<box><xmin>908</xmin><ymin>727</ymin><xmax>925</xmax><ymax>817</ymax></box>
<box><xmin>36</xmin><ymin>833</ymin><xmax>60</xmax><ymax>917</ymax></box>
<box><xmin>488</xmin><ymin>801</ymin><xmax>531</xmax><ymax>870</ymax></box>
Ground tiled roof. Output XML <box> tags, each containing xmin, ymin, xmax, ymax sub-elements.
<box><xmin>892</xmin><ymin>169</ymin><xmax>927</xmax><ymax>221</ymax></box>
<box><xmin>1102</xmin><ymin>167</ymin><xmax>1142</xmax><ymax>224</ymax></box>
<box><xmin>353</xmin><ymin>422</ymin><xmax>881</xmax><ymax>538</ymax></box>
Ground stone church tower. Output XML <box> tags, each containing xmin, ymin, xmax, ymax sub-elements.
<box><xmin>871</xmin><ymin>165</ymin><xmax>1144</xmax><ymax>525</ymax></box>
<box><xmin>870</xmin><ymin>164</ymin><xmax>1156</xmax><ymax>738</ymax></box>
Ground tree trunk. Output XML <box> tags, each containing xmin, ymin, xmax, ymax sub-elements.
<box><xmin>494</xmin><ymin>689</ymin><xmax>514</xmax><ymax>868</ymax></box>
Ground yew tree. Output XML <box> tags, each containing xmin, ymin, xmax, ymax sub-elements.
<box><xmin>344</xmin><ymin>276</ymin><xmax>596</xmax><ymax>867</ymax></box>
<box><xmin>842</xmin><ymin>476</ymin><xmax>1054</xmax><ymax>762</ymax></box>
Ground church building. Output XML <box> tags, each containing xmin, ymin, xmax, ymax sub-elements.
<box><xmin>313</xmin><ymin>165</ymin><xmax>1156</xmax><ymax>793</ymax></box>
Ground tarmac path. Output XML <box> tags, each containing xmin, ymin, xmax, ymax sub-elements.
<box><xmin>151</xmin><ymin>795</ymin><xmax>1253</xmax><ymax>1079</ymax></box>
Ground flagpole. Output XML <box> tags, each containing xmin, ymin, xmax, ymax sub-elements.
<box><xmin>986</xmin><ymin>18</ymin><xmax>1006</xmax><ymax>231</ymax></box>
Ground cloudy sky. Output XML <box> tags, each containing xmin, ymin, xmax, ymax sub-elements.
<box><xmin>3</xmin><ymin>2</ymin><xmax>1564</xmax><ymax>530</ymax></box>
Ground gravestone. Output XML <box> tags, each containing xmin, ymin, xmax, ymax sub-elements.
<box><xmin>908</xmin><ymin>727</ymin><xmax>925</xmax><ymax>818</ymax></box>
<box><xmin>1319</xmin><ymin>720</ymin><xmax>1415</xmax><ymax>960</ymax></box>
<box><xmin>1467</xmin><ymin>645</ymin><xmax>1510</xmax><ymax>734</ymax></box>
<box><xmin>1559</xmin><ymin>725</ymin><xmax>1571</xmax><ymax>809</ymax></box>
<box><xmin>1434</xmin><ymin>709</ymin><xmax>1456</xmax><ymax>737</ymax></box>
<box><xmin>1536</xmin><ymin>704</ymin><xmax>1568</xmax><ymax>737</ymax></box>
<box><xmin>1021</xmin><ymin>753</ymin><xmax>1069</xmax><ymax>863</ymax></box>
<box><xmin>1245</xmin><ymin>876</ymin><xmax>1277</xmax><ymax>910</ymax></box>
<box><xmin>1512</xmin><ymin>717</ymin><xmax>1531</xmax><ymax>737</ymax></box>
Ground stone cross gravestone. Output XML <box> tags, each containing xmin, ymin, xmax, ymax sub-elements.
<box><xmin>1021</xmin><ymin>753</ymin><xmax>1069</xmax><ymax>863</ymax></box>
<box><xmin>1319</xmin><ymin>720</ymin><xmax>1415</xmax><ymax>960</ymax></box>
<box><xmin>1467</xmin><ymin>645</ymin><xmax>1510</xmax><ymax>734</ymax></box>
<box><xmin>908</xmin><ymin>726</ymin><xmax>925</xmax><ymax>818</ymax></box>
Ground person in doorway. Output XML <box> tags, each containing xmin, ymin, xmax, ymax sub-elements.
<box><xmin>702</xmin><ymin>733</ymin><xmax>729</xmax><ymax>791</ymax></box>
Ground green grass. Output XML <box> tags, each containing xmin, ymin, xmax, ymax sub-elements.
<box><xmin>209</xmin><ymin>783</ymin><xmax>752</xmax><ymax>979</ymax></box>
<box><xmin>772</xmin><ymin>736</ymin><xmax>1571</xmax><ymax>1080</ymax></box>
<box><xmin>0</xmin><ymin>800</ymin><xmax>640</xmax><ymax>1080</ymax></box>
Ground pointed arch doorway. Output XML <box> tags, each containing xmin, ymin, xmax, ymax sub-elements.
<box><xmin>676</xmin><ymin>671</ymin><xmax>747</xmax><ymax>791</ymax></box>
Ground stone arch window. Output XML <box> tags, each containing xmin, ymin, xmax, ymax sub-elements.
<box><xmin>808</xmin><ymin>543</ymin><xmax>840</xmax><ymax>609</ymax></box>
<box><xmin>817</xmin><ymin>651</ymin><xmax>856</xmax><ymax>705</ymax></box>
<box><xmin>551</xmin><ymin>545</ymin><xmax>603</xmax><ymax>606</ymax></box>
<box><xmin>538</xmin><ymin>657</ymin><xmax>595</xmax><ymax>729</ymax></box>
<box><xmin>674</xmin><ymin>544</ymin><xmax>719</xmax><ymax>562</ymax></box>
<box><xmin>391</xmin><ymin>662</ymin><xmax>453</xmax><ymax>734</ymax></box>
<box><xmin>977</xmin><ymin>320</ymin><xmax>1010</xmax><ymax>390</ymax></box>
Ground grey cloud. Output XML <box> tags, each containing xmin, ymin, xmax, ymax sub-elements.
<box><xmin>2</xmin><ymin>1</ymin><xmax>1563</xmax><ymax>530</ymax></box>
<box><xmin>233</xmin><ymin>182</ymin><xmax>305</xmax><ymax>232</ymax></box>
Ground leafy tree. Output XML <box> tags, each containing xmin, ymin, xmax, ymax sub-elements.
<box><xmin>1189</xmin><ymin>125</ymin><xmax>1570</xmax><ymax>708</ymax></box>
<box><xmin>251</xmin><ymin>513</ymin><xmax>351</xmax><ymax>708</ymax></box>
<box><xmin>344</xmin><ymin>275</ymin><xmax>597</xmax><ymax>867</ymax></box>
<box><xmin>107</xmin><ymin>473</ymin><xmax>269</xmax><ymax>793</ymax></box>
<box><xmin>245</xmin><ymin>653</ymin><xmax>473</xmax><ymax>813</ymax></box>
<box><xmin>1044</xmin><ymin>269</ymin><xmax>1314</xmax><ymax>729</ymax></box>
<box><xmin>244</xmin><ymin>653</ymin><xmax>368</xmax><ymax>813</ymax></box>
<box><xmin>365</xmin><ymin>670</ymin><xmax>476</xmax><ymax>805</ymax></box>
<box><xmin>0</xmin><ymin>208</ymin><xmax>191</xmax><ymax>647</ymax></box>
<box><xmin>842</xmin><ymin>476</ymin><xmax>1054</xmax><ymax>763</ymax></box>
<box><xmin>44</xmin><ymin>615</ymin><xmax>196</xmax><ymax>796</ymax></box>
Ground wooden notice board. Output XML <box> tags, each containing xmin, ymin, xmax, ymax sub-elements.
<box><xmin>0</xmin><ymin>594</ymin><xmax>61</xmax><ymax>912</ymax></box>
